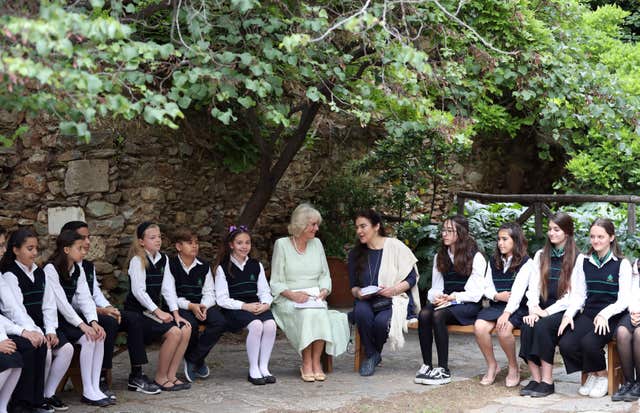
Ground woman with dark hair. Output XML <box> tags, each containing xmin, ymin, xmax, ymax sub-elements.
<box><xmin>558</xmin><ymin>218</ymin><xmax>631</xmax><ymax>398</ymax></box>
<box><xmin>519</xmin><ymin>212</ymin><xmax>578</xmax><ymax>398</ymax></box>
<box><xmin>474</xmin><ymin>222</ymin><xmax>533</xmax><ymax>387</ymax></box>
<box><xmin>414</xmin><ymin>215</ymin><xmax>486</xmax><ymax>385</ymax></box>
<box><xmin>349</xmin><ymin>209</ymin><xmax>420</xmax><ymax>376</ymax></box>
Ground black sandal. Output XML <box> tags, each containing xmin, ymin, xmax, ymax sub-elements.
<box><xmin>172</xmin><ymin>378</ymin><xmax>191</xmax><ymax>391</ymax></box>
<box><xmin>153</xmin><ymin>380</ymin><xmax>178</xmax><ymax>392</ymax></box>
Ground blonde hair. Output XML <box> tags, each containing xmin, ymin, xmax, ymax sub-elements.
<box><xmin>288</xmin><ymin>203</ymin><xmax>322</xmax><ymax>237</ymax></box>
<box><xmin>126</xmin><ymin>223</ymin><xmax>160</xmax><ymax>271</ymax></box>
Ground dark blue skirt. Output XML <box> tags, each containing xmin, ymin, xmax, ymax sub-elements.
<box><xmin>222</xmin><ymin>309</ymin><xmax>274</xmax><ymax>333</ymax></box>
<box><xmin>448</xmin><ymin>302</ymin><xmax>482</xmax><ymax>326</ymax></box>
<box><xmin>477</xmin><ymin>301</ymin><xmax>527</xmax><ymax>329</ymax></box>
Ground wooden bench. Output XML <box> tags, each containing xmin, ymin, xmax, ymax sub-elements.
<box><xmin>353</xmin><ymin>322</ymin><xmax>621</xmax><ymax>395</ymax></box>
<box><xmin>59</xmin><ymin>324</ymin><xmax>333</xmax><ymax>393</ymax></box>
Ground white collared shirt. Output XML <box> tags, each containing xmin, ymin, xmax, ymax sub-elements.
<box><xmin>215</xmin><ymin>256</ymin><xmax>272</xmax><ymax>310</ymax></box>
<box><xmin>483</xmin><ymin>255</ymin><xmax>534</xmax><ymax>314</ymax></box>
<box><xmin>127</xmin><ymin>251</ymin><xmax>165</xmax><ymax>312</ymax></box>
<box><xmin>427</xmin><ymin>250</ymin><xmax>486</xmax><ymax>303</ymax></box>
<box><xmin>0</xmin><ymin>275</ymin><xmax>40</xmax><ymax>337</ymax></box>
<box><xmin>3</xmin><ymin>261</ymin><xmax>57</xmax><ymax>334</ymax></box>
<box><xmin>563</xmin><ymin>253</ymin><xmax>632</xmax><ymax>320</ymax></box>
<box><xmin>81</xmin><ymin>260</ymin><xmax>111</xmax><ymax>308</ymax></box>
<box><xmin>161</xmin><ymin>255</ymin><xmax>216</xmax><ymax>311</ymax></box>
<box><xmin>44</xmin><ymin>263</ymin><xmax>97</xmax><ymax>327</ymax></box>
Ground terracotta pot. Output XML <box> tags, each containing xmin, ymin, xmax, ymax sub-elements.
<box><xmin>326</xmin><ymin>256</ymin><xmax>353</xmax><ymax>308</ymax></box>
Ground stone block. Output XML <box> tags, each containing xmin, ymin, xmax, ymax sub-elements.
<box><xmin>93</xmin><ymin>261</ymin><xmax>114</xmax><ymax>274</ymax></box>
<box><xmin>88</xmin><ymin>215</ymin><xmax>125</xmax><ymax>235</ymax></box>
<box><xmin>86</xmin><ymin>235</ymin><xmax>106</xmax><ymax>261</ymax></box>
<box><xmin>23</xmin><ymin>174</ymin><xmax>47</xmax><ymax>193</ymax></box>
<box><xmin>86</xmin><ymin>201</ymin><xmax>116</xmax><ymax>218</ymax></box>
<box><xmin>64</xmin><ymin>159</ymin><xmax>109</xmax><ymax>195</ymax></box>
<box><xmin>47</xmin><ymin>207</ymin><xmax>86</xmax><ymax>235</ymax></box>
<box><xmin>140</xmin><ymin>187</ymin><xmax>162</xmax><ymax>201</ymax></box>
<box><xmin>47</xmin><ymin>181</ymin><xmax>62</xmax><ymax>195</ymax></box>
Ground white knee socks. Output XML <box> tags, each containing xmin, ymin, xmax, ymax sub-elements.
<box><xmin>0</xmin><ymin>368</ymin><xmax>21</xmax><ymax>413</ymax></box>
<box><xmin>77</xmin><ymin>335</ymin><xmax>106</xmax><ymax>400</ymax></box>
<box><xmin>259</xmin><ymin>320</ymin><xmax>276</xmax><ymax>377</ymax></box>
<box><xmin>246</xmin><ymin>320</ymin><xmax>263</xmax><ymax>379</ymax></box>
<box><xmin>44</xmin><ymin>343</ymin><xmax>74</xmax><ymax>398</ymax></box>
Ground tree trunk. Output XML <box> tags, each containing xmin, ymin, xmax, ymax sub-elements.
<box><xmin>236</xmin><ymin>101</ymin><xmax>321</xmax><ymax>227</ymax></box>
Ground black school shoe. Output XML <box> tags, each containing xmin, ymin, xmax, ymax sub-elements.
<box><xmin>264</xmin><ymin>375</ymin><xmax>277</xmax><ymax>384</ymax></box>
<box><xmin>519</xmin><ymin>380</ymin><xmax>540</xmax><ymax>396</ymax></box>
<box><xmin>248</xmin><ymin>374</ymin><xmax>266</xmax><ymax>385</ymax></box>
<box><xmin>530</xmin><ymin>381</ymin><xmax>555</xmax><ymax>398</ymax></box>
<box><xmin>623</xmin><ymin>382</ymin><xmax>640</xmax><ymax>401</ymax></box>
<box><xmin>612</xmin><ymin>381</ymin><xmax>635</xmax><ymax>401</ymax></box>
<box><xmin>44</xmin><ymin>395</ymin><xmax>69</xmax><ymax>411</ymax></box>
<box><xmin>80</xmin><ymin>396</ymin><xmax>111</xmax><ymax>407</ymax></box>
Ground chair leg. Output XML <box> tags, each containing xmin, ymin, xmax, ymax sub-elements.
<box><xmin>354</xmin><ymin>328</ymin><xmax>365</xmax><ymax>372</ymax></box>
<box><xmin>608</xmin><ymin>341</ymin><xmax>621</xmax><ymax>396</ymax></box>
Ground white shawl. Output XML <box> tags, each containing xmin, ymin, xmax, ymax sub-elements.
<box><xmin>378</xmin><ymin>237</ymin><xmax>421</xmax><ymax>351</ymax></box>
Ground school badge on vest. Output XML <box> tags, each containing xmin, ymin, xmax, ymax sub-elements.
<box><xmin>249</xmin><ymin>273</ymin><xmax>256</xmax><ymax>281</ymax></box>
<box><xmin>607</xmin><ymin>274</ymin><xmax>614</xmax><ymax>282</ymax></box>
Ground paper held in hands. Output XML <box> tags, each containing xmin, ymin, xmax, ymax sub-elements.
<box><xmin>293</xmin><ymin>287</ymin><xmax>328</xmax><ymax>309</ymax></box>
<box><xmin>434</xmin><ymin>300</ymin><xmax>461</xmax><ymax>311</ymax></box>
<box><xmin>359</xmin><ymin>285</ymin><xmax>382</xmax><ymax>296</ymax></box>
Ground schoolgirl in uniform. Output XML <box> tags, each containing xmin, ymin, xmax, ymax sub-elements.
<box><xmin>60</xmin><ymin>221</ymin><xmax>120</xmax><ymax>400</ymax></box>
<box><xmin>0</xmin><ymin>229</ymin><xmax>62</xmax><ymax>412</ymax></box>
<box><xmin>123</xmin><ymin>222</ymin><xmax>191</xmax><ymax>392</ymax></box>
<box><xmin>215</xmin><ymin>226</ymin><xmax>276</xmax><ymax>385</ymax></box>
<box><xmin>612</xmin><ymin>258</ymin><xmax>640</xmax><ymax>401</ymax></box>
<box><xmin>415</xmin><ymin>215</ymin><xmax>486</xmax><ymax>385</ymax></box>
<box><xmin>161</xmin><ymin>228</ymin><xmax>226</xmax><ymax>383</ymax></box>
<box><xmin>558</xmin><ymin>218</ymin><xmax>631</xmax><ymax>398</ymax></box>
<box><xmin>518</xmin><ymin>212</ymin><xmax>577</xmax><ymax>397</ymax></box>
<box><xmin>0</xmin><ymin>316</ymin><xmax>22</xmax><ymax>413</ymax></box>
<box><xmin>45</xmin><ymin>230</ymin><xmax>111</xmax><ymax>407</ymax></box>
<box><xmin>474</xmin><ymin>222</ymin><xmax>533</xmax><ymax>387</ymax></box>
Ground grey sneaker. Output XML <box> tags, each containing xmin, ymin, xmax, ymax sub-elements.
<box><xmin>359</xmin><ymin>356</ymin><xmax>377</xmax><ymax>376</ymax></box>
<box><xmin>128</xmin><ymin>374</ymin><xmax>161</xmax><ymax>395</ymax></box>
<box><xmin>414</xmin><ymin>364</ymin><xmax>432</xmax><ymax>384</ymax></box>
<box><xmin>423</xmin><ymin>366</ymin><xmax>451</xmax><ymax>385</ymax></box>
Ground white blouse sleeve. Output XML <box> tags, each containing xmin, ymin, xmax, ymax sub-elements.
<box><xmin>563</xmin><ymin>254</ymin><xmax>587</xmax><ymax>319</ymax></box>
<box><xmin>257</xmin><ymin>263</ymin><xmax>273</xmax><ymax>305</ymax></box>
<box><xmin>505</xmin><ymin>258</ymin><xmax>533</xmax><ymax>314</ymax></box>
<box><xmin>200</xmin><ymin>268</ymin><xmax>216</xmax><ymax>309</ymax></box>
<box><xmin>427</xmin><ymin>254</ymin><xmax>443</xmax><ymax>303</ymax></box>
<box><xmin>161</xmin><ymin>264</ymin><xmax>179</xmax><ymax>312</ymax></box>
<box><xmin>44</xmin><ymin>264</ymin><xmax>84</xmax><ymax>328</ymax></box>
<box><xmin>128</xmin><ymin>256</ymin><xmax>159</xmax><ymax>312</ymax></box>
<box><xmin>599</xmin><ymin>258</ymin><xmax>633</xmax><ymax>321</ymax></box>
<box><xmin>456</xmin><ymin>252</ymin><xmax>486</xmax><ymax>303</ymax></box>
<box><xmin>526</xmin><ymin>250</ymin><xmax>543</xmax><ymax>310</ymax></box>
<box><xmin>72</xmin><ymin>266</ymin><xmax>98</xmax><ymax>323</ymax></box>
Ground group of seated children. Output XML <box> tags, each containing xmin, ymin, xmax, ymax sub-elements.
<box><xmin>416</xmin><ymin>213</ymin><xmax>638</xmax><ymax>403</ymax></box>
<box><xmin>0</xmin><ymin>222</ymin><xmax>274</xmax><ymax>412</ymax></box>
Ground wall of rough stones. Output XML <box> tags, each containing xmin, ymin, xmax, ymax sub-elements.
<box><xmin>0</xmin><ymin>111</ymin><xmax>362</xmax><ymax>302</ymax></box>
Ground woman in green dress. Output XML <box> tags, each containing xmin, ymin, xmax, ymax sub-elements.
<box><xmin>270</xmin><ymin>204</ymin><xmax>350</xmax><ymax>382</ymax></box>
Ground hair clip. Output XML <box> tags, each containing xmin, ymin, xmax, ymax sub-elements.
<box><xmin>228</xmin><ymin>225</ymin><xmax>248</xmax><ymax>233</ymax></box>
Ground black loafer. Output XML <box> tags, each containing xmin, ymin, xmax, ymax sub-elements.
<box><xmin>247</xmin><ymin>374</ymin><xmax>266</xmax><ymax>385</ymax></box>
<box><xmin>520</xmin><ymin>380</ymin><xmax>540</xmax><ymax>396</ymax></box>
<box><xmin>264</xmin><ymin>375</ymin><xmax>276</xmax><ymax>384</ymax></box>
<box><xmin>80</xmin><ymin>396</ymin><xmax>111</xmax><ymax>407</ymax></box>
<box><xmin>530</xmin><ymin>381</ymin><xmax>555</xmax><ymax>398</ymax></box>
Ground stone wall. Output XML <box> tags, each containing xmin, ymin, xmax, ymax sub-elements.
<box><xmin>0</xmin><ymin>112</ymin><xmax>356</xmax><ymax>301</ymax></box>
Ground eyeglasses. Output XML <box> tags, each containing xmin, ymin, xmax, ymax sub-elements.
<box><xmin>441</xmin><ymin>229</ymin><xmax>457</xmax><ymax>235</ymax></box>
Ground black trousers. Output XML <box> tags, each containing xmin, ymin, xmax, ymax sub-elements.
<box><xmin>180</xmin><ymin>307</ymin><xmax>227</xmax><ymax>366</ymax></box>
<box><xmin>353</xmin><ymin>300</ymin><xmax>392</xmax><ymax>358</ymax></box>
<box><xmin>558</xmin><ymin>312</ymin><xmax>624</xmax><ymax>374</ymax></box>
<box><xmin>98</xmin><ymin>313</ymin><xmax>120</xmax><ymax>370</ymax></box>
<box><xmin>519</xmin><ymin>312</ymin><xmax>564</xmax><ymax>365</ymax></box>
<box><xmin>9</xmin><ymin>335</ymin><xmax>46</xmax><ymax>407</ymax></box>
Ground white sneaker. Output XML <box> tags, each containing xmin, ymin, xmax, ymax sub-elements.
<box><xmin>414</xmin><ymin>364</ymin><xmax>432</xmax><ymax>384</ymax></box>
<box><xmin>589</xmin><ymin>376</ymin><xmax>608</xmax><ymax>398</ymax></box>
<box><xmin>578</xmin><ymin>374</ymin><xmax>597</xmax><ymax>396</ymax></box>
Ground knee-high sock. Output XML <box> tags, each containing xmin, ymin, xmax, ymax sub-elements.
<box><xmin>246</xmin><ymin>321</ymin><xmax>263</xmax><ymax>378</ymax></box>
<box><xmin>0</xmin><ymin>368</ymin><xmax>21</xmax><ymax>413</ymax></box>
<box><xmin>44</xmin><ymin>343</ymin><xmax>74</xmax><ymax>397</ymax></box>
<box><xmin>90</xmin><ymin>339</ymin><xmax>106</xmax><ymax>399</ymax></box>
<box><xmin>78</xmin><ymin>335</ymin><xmax>101</xmax><ymax>400</ymax></box>
<box><xmin>259</xmin><ymin>320</ymin><xmax>276</xmax><ymax>377</ymax></box>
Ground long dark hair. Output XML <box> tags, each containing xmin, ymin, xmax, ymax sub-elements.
<box><xmin>436</xmin><ymin>215</ymin><xmax>478</xmax><ymax>277</ymax></box>
<box><xmin>493</xmin><ymin>222</ymin><xmax>528</xmax><ymax>272</ymax></box>
<box><xmin>351</xmin><ymin>209</ymin><xmax>387</xmax><ymax>286</ymax></box>
<box><xmin>588</xmin><ymin>217</ymin><xmax>623</xmax><ymax>258</ymax></box>
<box><xmin>540</xmin><ymin>212</ymin><xmax>577</xmax><ymax>302</ymax></box>
<box><xmin>0</xmin><ymin>228</ymin><xmax>38</xmax><ymax>273</ymax></box>
<box><xmin>215</xmin><ymin>226</ymin><xmax>251</xmax><ymax>278</ymax></box>
<box><xmin>48</xmin><ymin>230</ymin><xmax>84</xmax><ymax>282</ymax></box>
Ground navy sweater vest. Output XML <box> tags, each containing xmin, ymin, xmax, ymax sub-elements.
<box><xmin>8</xmin><ymin>261</ymin><xmax>45</xmax><ymax>328</ymax></box>
<box><xmin>443</xmin><ymin>262</ymin><xmax>470</xmax><ymax>296</ymax></box>
<box><xmin>124</xmin><ymin>254</ymin><xmax>167</xmax><ymax>312</ymax></box>
<box><xmin>490</xmin><ymin>256</ymin><xmax>530</xmax><ymax>293</ymax></box>
<box><xmin>81</xmin><ymin>260</ymin><xmax>95</xmax><ymax>295</ymax></box>
<box><xmin>58</xmin><ymin>263</ymin><xmax>82</xmax><ymax>304</ymax></box>
<box><xmin>169</xmin><ymin>256</ymin><xmax>209</xmax><ymax>304</ymax></box>
<box><xmin>221</xmin><ymin>258</ymin><xmax>261</xmax><ymax>303</ymax></box>
<box><xmin>539</xmin><ymin>255</ymin><xmax>562</xmax><ymax>309</ymax></box>
<box><xmin>583</xmin><ymin>256</ymin><xmax>621</xmax><ymax>318</ymax></box>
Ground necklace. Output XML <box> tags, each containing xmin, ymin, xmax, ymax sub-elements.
<box><xmin>291</xmin><ymin>236</ymin><xmax>306</xmax><ymax>255</ymax></box>
<box><xmin>368</xmin><ymin>250</ymin><xmax>383</xmax><ymax>281</ymax></box>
